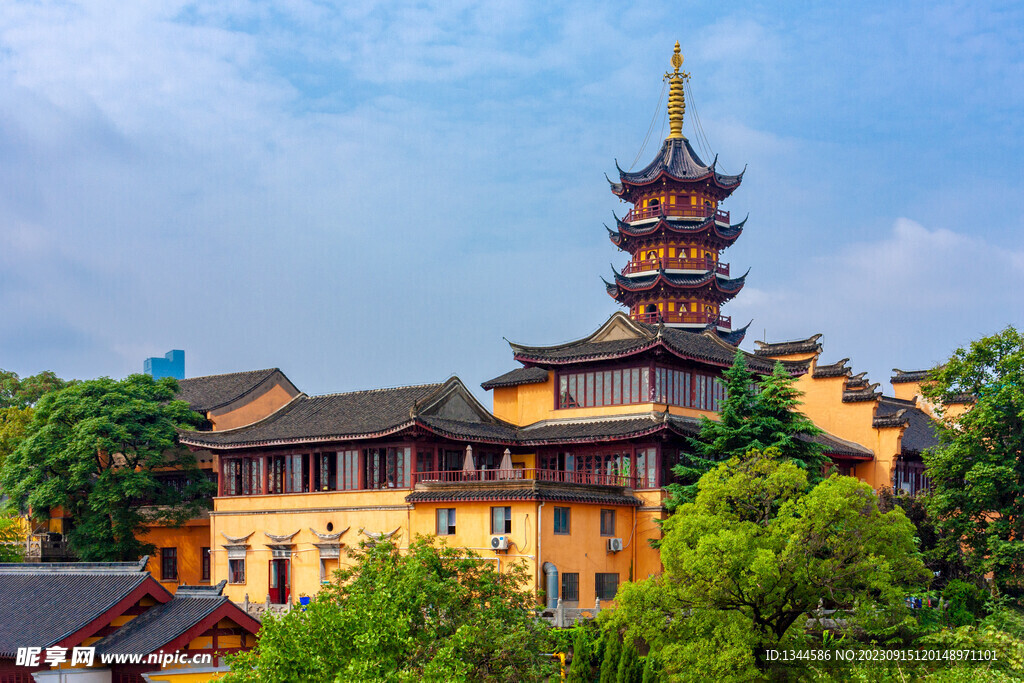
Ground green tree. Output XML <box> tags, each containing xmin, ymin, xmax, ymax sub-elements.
<box><xmin>667</xmin><ymin>352</ymin><xmax>827</xmax><ymax>506</ymax></box>
<box><xmin>922</xmin><ymin>326</ymin><xmax>1024</xmax><ymax>594</ymax></box>
<box><xmin>615</xmin><ymin>643</ymin><xmax>641</xmax><ymax>683</ymax></box>
<box><xmin>567</xmin><ymin>625</ymin><xmax>594</xmax><ymax>683</ymax></box>
<box><xmin>607</xmin><ymin>450</ymin><xmax>930</xmax><ymax>678</ymax></box>
<box><xmin>223</xmin><ymin>535</ymin><xmax>555</xmax><ymax>682</ymax></box>
<box><xmin>0</xmin><ymin>369</ymin><xmax>70</xmax><ymax>470</ymax></box>
<box><xmin>599</xmin><ymin>631</ymin><xmax>621</xmax><ymax>683</ymax></box>
<box><xmin>0</xmin><ymin>374</ymin><xmax>210</xmax><ymax>561</ymax></box>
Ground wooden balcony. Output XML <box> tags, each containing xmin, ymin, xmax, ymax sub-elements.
<box><xmin>633</xmin><ymin>311</ymin><xmax>732</xmax><ymax>329</ymax></box>
<box><xmin>622</xmin><ymin>257</ymin><xmax>729</xmax><ymax>276</ymax></box>
<box><xmin>412</xmin><ymin>468</ymin><xmax>638</xmax><ymax>489</ymax></box>
<box><xmin>623</xmin><ymin>205</ymin><xmax>729</xmax><ymax>224</ymax></box>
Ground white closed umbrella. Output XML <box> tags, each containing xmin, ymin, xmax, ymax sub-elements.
<box><xmin>462</xmin><ymin>444</ymin><xmax>476</xmax><ymax>480</ymax></box>
<box><xmin>498</xmin><ymin>448</ymin><xmax>513</xmax><ymax>480</ymax></box>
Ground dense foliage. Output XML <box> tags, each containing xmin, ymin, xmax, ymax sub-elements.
<box><xmin>223</xmin><ymin>536</ymin><xmax>555</xmax><ymax>682</ymax></box>
<box><xmin>0</xmin><ymin>369</ymin><xmax>70</xmax><ymax>469</ymax></box>
<box><xmin>604</xmin><ymin>450</ymin><xmax>929</xmax><ymax>679</ymax></box>
<box><xmin>0</xmin><ymin>374</ymin><xmax>211</xmax><ymax>561</ymax></box>
<box><xmin>667</xmin><ymin>352</ymin><xmax>828</xmax><ymax>506</ymax></box>
<box><xmin>921</xmin><ymin>326</ymin><xmax>1024</xmax><ymax>594</ymax></box>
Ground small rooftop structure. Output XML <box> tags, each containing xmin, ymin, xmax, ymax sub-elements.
<box><xmin>144</xmin><ymin>350</ymin><xmax>185</xmax><ymax>380</ymax></box>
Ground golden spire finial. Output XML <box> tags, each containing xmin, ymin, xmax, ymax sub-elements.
<box><xmin>665</xmin><ymin>41</ymin><xmax>689</xmax><ymax>139</ymax></box>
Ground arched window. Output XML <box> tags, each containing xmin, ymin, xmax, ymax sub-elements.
<box><xmin>649</xmin><ymin>198</ymin><xmax>660</xmax><ymax>208</ymax></box>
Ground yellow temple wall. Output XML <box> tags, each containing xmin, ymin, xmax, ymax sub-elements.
<box><xmin>142</xmin><ymin>518</ymin><xmax>212</xmax><ymax>592</ymax></box>
<box><xmin>792</xmin><ymin>370</ymin><xmax>901</xmax><ymax>490</ymax></box>
<box><xmin>211</xmin><ymin>489</ymin><xmax>412</xmax><ymax>602</ymax></box>
<box><xmin>208</xmin><ymin>383</ymin><xmax>296</xmax><ymax>431</ymax></box>
<box><xmin>892</xmin><ymin>381</ymin><xmax>921</xmax><ymax>403</ymax></box>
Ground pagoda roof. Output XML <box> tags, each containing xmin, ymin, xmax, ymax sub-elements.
<box><xmin>611</xmin><ymin>137</ymin><xmax>744</xmax><ymax>194</ymax></box>
<box><xmin>507</xmin><ymin>313</ymin><xmax>804</xmax><ymax>375</ymax></box>
<box><xmin>607</xmin><ymin>214</ymin><xmax>745</xmax><ymax>248</ymax></box>
<box><xmin>604</xmin><ymin>269</ymin><xmax>747</xmax><ymax>300</ymax></box>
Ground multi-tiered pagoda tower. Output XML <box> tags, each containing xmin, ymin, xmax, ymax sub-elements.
<box><xmin>605</xmin><ymin>43</ymin><xmax>750</xmax><ymax>344</ymax></box>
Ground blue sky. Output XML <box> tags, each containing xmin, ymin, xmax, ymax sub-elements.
<box><xmin>1</xmin><ymin>1</ymin><xmax>1022</xmax><ymax>402</ymax></box>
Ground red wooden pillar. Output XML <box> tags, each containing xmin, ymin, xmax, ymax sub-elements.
<box><xmin>357</xmin><ymin>450</ymin><xmax>366</xmax><ymax>490</ymax></box>
<box><xmin>261</xmin><ymin>455</ymin><xmax>269</xmax><ymax>495</ymax></box>
<box><xmin>217</xmin><ymin>456</ymin><xmax>224</xmax><ymax>497</ymax></box>
<box><xmin>308</xmin><ymin>453</ymin><xmax>316</xmax><ymax>493</ymax></box>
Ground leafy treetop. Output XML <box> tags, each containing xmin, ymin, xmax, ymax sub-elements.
<box><xmin>222</xmin><ymin>535</ymin><xmax>555</xmax><ymax>682</ymax></box>
<box><xmin>922</xmin><ymin>326</ymin><xmax>1024</xmax><ymax>594</ymax></box>
<box><xmin>0</xmin><ymin>374</ymin><xmax>211</xmax><ymax>561</ymax></box>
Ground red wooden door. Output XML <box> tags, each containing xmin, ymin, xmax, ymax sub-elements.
<box><xmin>269</xmin><ymin>559</ymin><xmax>290</xmax><ymax>604</ymax></box>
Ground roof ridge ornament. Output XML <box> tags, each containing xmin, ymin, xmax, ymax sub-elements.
<box><xmin>665</xmin><ymin>42</ymin><xmax>689</xmax><ymax>140</ymax></box>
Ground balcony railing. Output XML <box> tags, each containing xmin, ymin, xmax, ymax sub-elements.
<box><xmin>633</xmin><ymin>311</ymin><xmax>732</xmax><ymax>328</ymax></box>
<box><xmin>622</xmin><ymin>257</ymin><xmax>729</xmax><ymax>276</ymax></box>
<box><xmin>412</xmin><ymin>468</ymin><xmax>638</xmax><ymax>489</ymax></box>
<box><xmin>622</xmin><ymin>205</ymin><xmax>729</xmax><ymax>224</ymax></box>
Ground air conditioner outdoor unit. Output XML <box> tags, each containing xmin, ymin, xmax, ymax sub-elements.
<box><xmin>490</xmin><ymin>535</ymin><xmax>510</xmax><ymax>551</ymax></box>
<box><xmin>607</xmin><ymin>538</ymin><xmax>624</xmax><ymax>553</ymax></box>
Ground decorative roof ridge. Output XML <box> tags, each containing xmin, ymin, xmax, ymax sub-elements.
<box><xmin>811</xmin><ymin>358</ymin><xmax>850</xmax><ymax>378</ymax></box>
<box><xmin>754</xmin><ymin>333</ymin><xmax>823</xmax><ymax>357</ymax></box>
<box><xmin>311</xmin><ymin>382</ymin><xmax>445</xmax><ymax>399</ymax></box>
<box><xmin>873</xmin><ymin>408</ymin><xmax>909</xmax><ymax>429</ymax></box>
<box><xmin>175</xmin><ymin>581</ymin><xmax>227</xmax><ymax>598</ymax></box>
<box><xmin>178</xmin><ymin>367</ymin><xmax>279</xmax><ymax>383</ymax></box>
<box><xmin>880</xmin><ymin>395</ymin><xmax>917</xmax><ymax>407</ymax></box>
<box><xmin>843</xmin><ymin>383</ymin><xmax>882</xmax><ymax>403</ymax></box>
<box><xmin>0</xmin><ymin>557</ymin><xmax>150</xmax><ymax>574</ymax></box>
<box><xmin>508</xmin><ymin>312</ymin><xmax>653</xmax><ymax>354</ymax></box>
<box><xmin>891</xmin><ymin>368</ymin><xmax>931</xmax><ymax>383</ymax></box>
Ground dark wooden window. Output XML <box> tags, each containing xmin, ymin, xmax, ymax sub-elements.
<box><xmin>201</xmin><ymin>547</ymin><xmax>210</xmax><ymax>582</ymax></box>
<box><xmin>561</xmin><ymin>572</ymin><xmax>579</xmax><ymax>601</ymax></box>
<box><xmin>553</xmin><ymin>507</ymin><xmax>570</xmax><ymax>535</ymax></box>
<box><xmin>268</xmin><ymin>454</ymin><xmax>309</xmax><ymax>494</ymax></box>
<box><xmin>559</xmin><ymin>367</ymin><xmax>650</xmax><ymax>409</ymax></box>
<box><xmin>595</xmin><ymin>573</ymin><xmax>619</xmax><ymax>600</ymax></box>
<box><xmin>491</xmin><ymin>506</ymin><xmax>512</xmax><ymax>534</ymax></box>
<box><xmin>229</xmin><ymin>559</ymin><xmax>246</xmax><ymax>584</ymax></box>
<box><xmin>600</xmin><ymin>509</ymin><xmax>616</xmax><ymax>536</ymax></box>
<box><xmin>436</xmin><ymin>508</ymin><xmax>456</xmax><ymax>535</ymax></box>
<box><xmin>223</xmin><ymin>457</ymin><xmax>261</xmax><ymax>496</ymax></box>
<box><xmin>313</xmin><ymin>452</ymin><xmax>337</xmax><ymax>491</ymax></box>
<box><xmin>160</xmin><ymin>548</ymin><xmax>177</xmax><ymax>581</ymax></box>
<box><xmin>364</xmin><ymin>447</ymin><xmax>411</xmax><ymax>489</ymax></box>
<box><xmin>338</xmin><ymin>450</ymin><xmax>359</xmax><ymax>490</ymax></box>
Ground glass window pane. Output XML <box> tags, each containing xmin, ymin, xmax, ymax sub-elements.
<box><xmin>612</xmin><ymin>370</ymin><xmax>622</xmax><ymax>405</ymax></box>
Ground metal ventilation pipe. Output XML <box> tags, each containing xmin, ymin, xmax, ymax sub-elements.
<box><xmin>542</xmin><ymin>562</ymin><xmax>558</xmax><ymax>609</ymax></box>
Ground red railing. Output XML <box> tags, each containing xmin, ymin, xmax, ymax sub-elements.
<box><xmin>623</xmin><ymin>205</ymin><xmax>729</xmax><ymax>224</ymax></box>
<box><xmin>412</xmin><ymin>468</ymin><xmax>638</xmax><ymax>488</ymax></box>
<box><xmin>633</xmin><ymin>311</ymin><xmax>732</xmax><ymax>328</ymax></box>
<box><xmin>622</xmin><ymin>257</ymin><xmax>730</xmax><ymax>276</ymax></box>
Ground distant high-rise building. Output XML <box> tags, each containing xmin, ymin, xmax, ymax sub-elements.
<box><xmin>144</xmin><ymin>350</ymin><xmax>185</xmax><ymax>380</ymax></box>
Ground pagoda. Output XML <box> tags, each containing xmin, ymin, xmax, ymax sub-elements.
<box><xmin>605</xmin><ymin>43</ymin><xmax>750</xmax><ymax>344</ymax></box>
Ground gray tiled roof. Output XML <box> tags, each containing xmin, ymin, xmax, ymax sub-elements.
<box><xmin>480</xmin><ymin>367</ymin><xmax>549</xmax><ymax>390</ymax></box>
<box><xmin>616</xmin><ymin>138</ymin><xmax>744</xmax><ymax>188</ymax></box>
<box><xmin>180</xmin><ymin>383</ymin><xmax>443</xmax><ymax>448</ymax></box>
<box><xmin>812</xmin><ymin>358</ymin><xmax>850</xmax><ymax>378</ymax></box>
<box><xmin>176</xmin><ymin>368</ymin><xmax>284</xmax><ymax>412</ymax></box>
<box><xmin>875</xmin><ymin>398</ymin><xmax>940</xmax><ymax>454</ymax></box>
<box><xmin>0</xmin><ymin>559</ymin><xmax>165</xmax><ymax>657</ymax></box>
<box><xmin>93</xmin><ymin>581</ymin><xmax>256</xmax><ymax>657</ymax></box>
